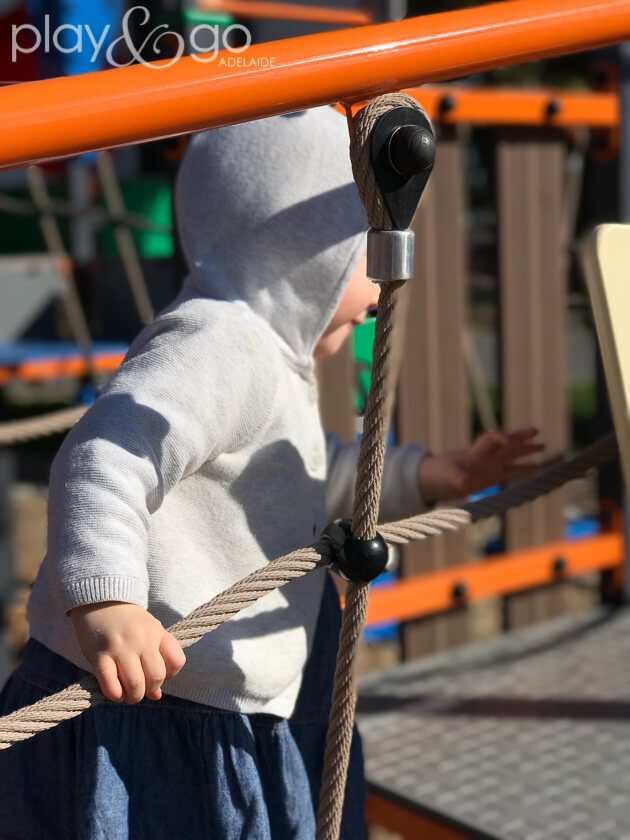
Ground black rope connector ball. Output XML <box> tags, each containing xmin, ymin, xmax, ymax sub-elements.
<box><xmin>321</xmin><ymin>519</ymin><xmax>389</xmax><ymax>583</ymax></box>
<box><xmin>387</xmin><ymin>125</ymin><xmax>436</xmax><ymax>178</ymax></box>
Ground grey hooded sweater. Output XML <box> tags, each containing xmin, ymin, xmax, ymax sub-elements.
<box><xmin>27</xmin><ymin>106</ymin><xmax>428</xmax><ymax>717</ymax></box>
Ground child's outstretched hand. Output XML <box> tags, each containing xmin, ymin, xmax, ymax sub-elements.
<box><xmin>418</xmin><ymin>427</ymin><xmax>545</xmax><ymax>504</ymax></box>
<box><xmin>69</xmin><ymin>602</ymin><xmax>186</xmax><ymax>704</ymax></box>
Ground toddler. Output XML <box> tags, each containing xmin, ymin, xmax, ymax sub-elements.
<box><xmin>0</xmin><ymin>106</ymin><xmax>542</xmax><ymax>839</ymax></box>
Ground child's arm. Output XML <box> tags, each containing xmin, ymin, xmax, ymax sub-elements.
<box><xmin>326</xmin><ymin>436</ymin><xmax>432</xmax><ymax>523</ymax></box>
<box><xmin>325</xmin><ymin>427</ymin><xmax>544</xmax><ymax>525</ymax></box>
<box><xmin>48</xmin><ymin>312</ymin><xmax>274</xmax><ymax>704</ymax></box>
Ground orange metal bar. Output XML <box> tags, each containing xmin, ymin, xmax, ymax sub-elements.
<box><xmin>0</xmin><ymin>0</ymin><xmax>629</xmax><ymax>169</ymax></box>
<box><xmin>365</xmin><ymin>532</ymin><xmax>624</xmax><ymax>626</ymax></box>
<box><xmin>408</xmin><ymin>86</ymin><xmax>619</xmax><ymax>129</ymax></box>
<box><xmin>341</xmin><ymin>86</ymin><xmax>619</xmax><ymax>128</ymax></box>
<box><xmin>0</xmin><ymin>352</ymin><xmax>125</xmax><ymax>385</ymax></box>
<box><xmin>367</xmin><ymin>790</ymin><xmax>468</xmax><ymax>840</ymax></box>
<box><xmin>199</xmin><ymin>0</ymin><xmax>372</xmax><ymax>26</ymax></box>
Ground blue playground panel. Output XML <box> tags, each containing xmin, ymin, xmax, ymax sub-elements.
<box><xmin>26</xmin><ymin>1</ymin><xmax>124</xmax><ymax>78</ymax></box>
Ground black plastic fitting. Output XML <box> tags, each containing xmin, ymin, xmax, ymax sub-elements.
<box><xmin>387</xmin><ymin>125</ymin><xmax>436</xmax><ymax>178</ymax></box>
<box><xmin>370</xmin><ymin>105</ymin><xmax>435</xmax><ymax>230</ymax></box>
<box><xmin>553</xmin><ymin>556</ymin><xmax>567</xmax><ymax>576</ymax></box>
<box><xmin>546</xmin><ymin>99</ymin><xmax>562</xmax><ymax>117</ymax></box>
<box><xmin>452</xmin><ymin>581</ymin><xmax>468</xmax><ymax>602</ymax></box>
<box><xmin>439</xmin><ymin>94</ymin><xmax>457</xmax><ymax>114</ymax></box>
<box><xmin>321</xmin><ymin>519</ymin><xmax>389</xmax><ymax>583</ymax></box>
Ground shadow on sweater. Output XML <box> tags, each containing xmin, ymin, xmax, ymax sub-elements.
<box><xmin>148</xmin><ymin>438</ymin><xmax>329</xmax><ymax>710</ymax></box>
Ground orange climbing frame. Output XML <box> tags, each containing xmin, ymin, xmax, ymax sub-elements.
<box><xmin>0</xmin><ymin>0</ymin><xmax>629</xmax><ymax>169</ymax></box>
<box><xmin>408</xmin><ymin>87</ymin><xmax>619</xmax><ymax>129</ymax></box>
<box><xmin>365</xmin><ymin>531</ymin><xmax>624</xmax><ymax>627</ymax></box>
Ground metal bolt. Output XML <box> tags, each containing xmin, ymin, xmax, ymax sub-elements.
<box><xmin>452</xmin><ymin>581</ymin><xmax>468</xmax><ymax>601</ymax></box>
<box><xmin>552</xmin><ymin>556</ymin><xmax>567</xmax><ymax>575</ymax></box>
<box><xmin>546</xmin><ymin>99</ymin><xmax>562</xmax><ymax>117</ymax></box>
<box><xmin>439</xmin><ymin>94</ymin><xmax>457</xmax><ymax>114</ymax></box>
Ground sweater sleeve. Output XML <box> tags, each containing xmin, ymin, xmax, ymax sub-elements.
<box><xmin>325</xmin><ymin>433</ymin><xmax>432</xmax><ymax>524</ymax></box>
<box><xmin>46</xmin><ymin>310</ymin><xmax>275</xmax><ymax>614</ymax></box>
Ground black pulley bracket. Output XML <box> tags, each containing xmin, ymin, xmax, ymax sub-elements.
<box><xmin>370</xmin><ymin>105</ymin><xmax>436</xmax><ymax>231</ymax></box>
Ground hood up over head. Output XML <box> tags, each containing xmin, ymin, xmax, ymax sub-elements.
<box><xmin>175</xmin><ymin>106</ymin><xmax>369</xmax><ymax>364</ymax></box>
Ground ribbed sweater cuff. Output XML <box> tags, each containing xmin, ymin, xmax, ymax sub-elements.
<box><xmin>61</xmin><ymin>576</ymin><xmax>148</xmax><ymax>615</ymax></box>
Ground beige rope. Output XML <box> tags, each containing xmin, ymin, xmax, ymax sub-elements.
<box><xmin>0</xmin><ymin>407</ymin><xmax>87</xmax><ymax>446</ymax></box>
<box><xmin>0</xmin><ymin>546</ymin><xmax>327</xmax><ymax>750</ymax></box>
<box><xmin>316</xmin><ymin>92</ymin><xmax>424</xmax><ymax>840</ymax></box>
<box><xmin>0</xmin><ymin>432</ymin><xmax>617</xmax><ymax>750</ymax></box>
<box><xmin>27</xmin><ymin>166</ymin><xmax>93</xmax><ymax>354</ymax></box>
<box><xmin>96</xmin><ymin>152</ymin><xmax>155</xmax><ymax>326</ymax></box>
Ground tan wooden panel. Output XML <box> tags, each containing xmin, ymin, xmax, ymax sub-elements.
<box><xmin>580</xmin><ymin>225</ymin><xmax>630</xmax><ymax>491</ymax></box>
<box><xmin>397</xmin><ymin>133</ymin><xmax>471</xmax><ymax>658</ymax></box>
<box><xmin>497</xmin><ymin>130</ymin><xmax>569</xmax><ymax>628</ymax></box>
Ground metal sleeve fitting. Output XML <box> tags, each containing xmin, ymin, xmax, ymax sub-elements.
<box><xmin>366</xmin><ymin>228</ymin><xmax>415</xmax><ymax>282</ymax></box>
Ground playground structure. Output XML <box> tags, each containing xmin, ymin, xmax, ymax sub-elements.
<box><xmin>1</xmin><ymin>1</ymin><xmax>630</xmax><ymax>838</ymax></box>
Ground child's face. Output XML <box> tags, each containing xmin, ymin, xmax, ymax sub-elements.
<box><xmin>314</xmin><ymin>255</ymin><xmax>379</xmax><ymax>359</ymax></box>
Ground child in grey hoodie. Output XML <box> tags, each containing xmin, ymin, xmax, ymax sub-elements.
<box><xmin>0</xmin><ymin>105</ymin><xmax>542</xmax><ymax>839</ymax></box>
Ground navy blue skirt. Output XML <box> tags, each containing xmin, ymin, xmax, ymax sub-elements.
<box><xmin>0</xmin><ymin>573</ymin><xmax>366</xmax><ymax>839</ymax></box>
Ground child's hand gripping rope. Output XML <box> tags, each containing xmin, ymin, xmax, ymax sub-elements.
<box><xmin>69</xmin><ymin>602</ymin><xmax>187</xmax><ymax>703</ymax></box>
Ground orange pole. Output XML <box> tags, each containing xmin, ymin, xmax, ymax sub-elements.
<box><xmin>0</xmin><ymin>0</ymin><xmax>629</xmax><ymax>169</ymax></box>
<box><xmin>367</xmin><ymin>791</ymin><xmax>468</xmax><ymax>840</ymax></box>
<box><xmin>0</xmin><ymin>352</ymin><xmax>125</xmax><ymax>385</ymax></box>
<box><xmin>342</xmin><ymin>86</ymin><xmax>619</xmax><ymax>127</ymax></box>
<box><xmin>408</xmin><ymin>87</ymin><xmax>619</xmax><ymax>129</ymax></box>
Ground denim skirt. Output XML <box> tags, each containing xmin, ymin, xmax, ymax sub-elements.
<box><xmin>0</xmin><ymin>573</ymin><xmax>366</xmax><ymax>840</ymax></box>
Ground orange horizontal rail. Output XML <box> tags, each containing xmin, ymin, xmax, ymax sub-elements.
<box><xmin>199</xmin><ymin>0</ymin><xmax>372</xmax><ymax>26</ymax></box>
<box><xmin>367</xmin><ymin>790</ymin><xmax>467</xmax><ymax>840</ymax></box>
<box><xmin>0</xmin><ymin>352</ymin><xmax>125</xmax><ymax>386</ymax></box>
<box><xmin>365</xmin><ymin>531</ymin><xmax>623</xmax><ymax>626</ymax></box>
<box><xmin>0</xmin><ymin>0</ymin><xmax>629</xmax><ymax>169</ymax></box>
<box><xmin>409</xmin><ymin>86</ymin><xmax>619</xmax><ymax>129</ymax></box>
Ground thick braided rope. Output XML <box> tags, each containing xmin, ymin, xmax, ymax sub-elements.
<box><xmin>316</xmin><ymin>93</ymin><xmax>424</xmax><ymax>840</ymax></box>
<box><xmin>0</xmin><ymin>546</ymin><xmax>326</xmax><ymax>750</ymax></box>
<box><xmin>0</xmin><ymin>432</ymin><xmax>617</xmax><ymax>749</ymax></box>
<box><xmin>0</xmin><ymin>406</ymin><xmax>87</xmax><ymax>446</ymax></box>
<box><xmin>316</xmin><ymin>284</ymin><xmax>402</xmax><ymax>840</ymax></box>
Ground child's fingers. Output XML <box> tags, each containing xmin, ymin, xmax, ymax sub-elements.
<box><xmin>140</xmin><ymin>650</ymin><xmax>167</xmax><ymax>700</ymax></box>
<box><xmin>116</xmin><ymin>654</ymin><xmax>146</xmax><ymax>704</ymax></box>
<box><xmin>160</xmin><ymin>633</ymin><xmax>187</xmax><ymax>680</ymax></box>
<box><xmin>477</xmin><ymin>430</ymin><xmax>510</xmax><ymax>455</ymax></box>
<box><xmin>93</xmin><ymin>653</ymin><xmax>123</xmax><ymax>703</ymax></box>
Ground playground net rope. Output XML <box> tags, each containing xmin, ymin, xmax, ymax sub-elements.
<box><xmin>0</xmin><ymin>430</ymin><xmax>617</xmax><ymax>752</ymax></box>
